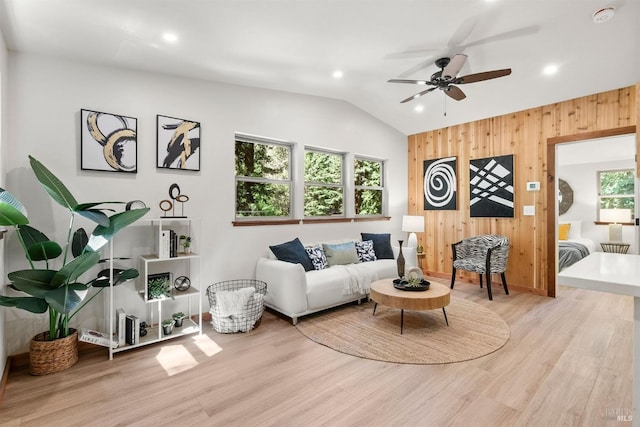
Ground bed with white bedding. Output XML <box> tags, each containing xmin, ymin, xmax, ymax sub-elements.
<box><xmin>558</xmin><ymin>221</ymin><xmax>595</xmax><ymax>270</ymax></box>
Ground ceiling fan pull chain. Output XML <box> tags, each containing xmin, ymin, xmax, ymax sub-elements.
<box><xmin>444</xmin><ymin>94</ymin><xmax>447</xmax><ymax>117</ymax></box>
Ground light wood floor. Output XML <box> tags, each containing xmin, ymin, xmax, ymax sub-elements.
<box><xmin>0</xmin><ymin>280</ymin><xmax>633</xmax><ymax>427</ymax></box>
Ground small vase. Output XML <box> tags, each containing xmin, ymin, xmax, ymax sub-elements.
<box><xmin>397</xmin><ymin>240</ymin><xmax>405</xmax><ymax>278</ymax></box>
<box><xmin>173</xmin><ymin>317</ymin><xmax>184</xmax><ymax>327</ymax></box>
<box><xmin>162</xmin><ymin>323</ymin><xmax>174</xmax><ymax>335</ymax></box>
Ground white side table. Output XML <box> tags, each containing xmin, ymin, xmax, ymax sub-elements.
<box><xmin>559</xmin><ymin>252</ymin><xmax>640</xmax><ymax>426</ymax></box>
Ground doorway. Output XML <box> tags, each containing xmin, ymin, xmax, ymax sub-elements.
<box><xmin>546</xmin><ymin>126</ymin><xmax>637</xmax><ymax>297</ymax></box>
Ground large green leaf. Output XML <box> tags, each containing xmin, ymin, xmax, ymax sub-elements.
<box><xmin>18</xmin><ymin>225</ymin><xmax>48</xmax><ymax>246</ymax></box>
<box><xmin>92</xmin><ymin>268</ymin><xmax>140</xmax><ymax>287</ymax></box>
<box><xmin>8</xmin><ymin>269</ymin><xmax>58</xmax><ymax>297</ymax></box>
<box><xmin>44</xmin><ymin>283</ymin><xmax>86</xmax><ymax>314</ymax></box>
<box><xmin>52</xmin><ymin>252</ymin><xmax>100</xmax><ymax>286</ymax></box>
<box><xmin>0</xmin><ymin>295</ymin><xmax>48</xmax><ymax>313</ymax></box>
<box><xmin>75</xmin><ymin>209</ymin><xmax>110</xmax><ymax>227</ymax></box>
<box><xmin>72</xmin><ymin>228</ymin><xmax>89</xmax><ymax>258</ymax></box>
<box><xmin>29</xmin><ymin>156</ymin><xmax>78</xmax><ymax>210</ymax></box>
<box><xmin>0</xmin><ymin>188</ymin><xmax>29</xmax><ymax>226</ymax></box>
<box><xmin>27</xmin><ymin>241</ymin><xmax>63</xmax><ymax>262</ymax></box>
<box><xmin>87</xmin><ymin>208</ymin><xmax>149</xmax><ymax>251</ymax></box>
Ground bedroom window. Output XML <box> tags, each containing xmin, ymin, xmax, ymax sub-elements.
<box><xmin>304</xmin><ymin>148</ymin><xmax>345</xmax><ymax>217</ymax></box>
<box><xmin>598</xmin><ymin>169</ymin><xmax>635</xmax><ymax>222</ymax></box>
<box><xmin>235</xmin><ymin>133</ymin><xmax>292</xmax><ymax>219</ymax></box>
<box><xmin>354</xmin><ymin>157</ymin><xmax>385</xmax><ymax>216</ymax></box>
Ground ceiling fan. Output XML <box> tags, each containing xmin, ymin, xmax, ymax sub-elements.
<box><xmin>388</xmin><ymin>54</ymin><xmax>512</xmax><ymax>104</ymax></box>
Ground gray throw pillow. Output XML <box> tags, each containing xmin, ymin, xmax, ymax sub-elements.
<box><xmin>322</xmin><ymin>242</ymin><xmax>360</xmax><ymax>267</ymax></box>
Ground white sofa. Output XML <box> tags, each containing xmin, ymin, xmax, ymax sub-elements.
<box><xmin>256</xmin><ymin>241</ymin><xmax>417</xmax><ymax>324</ymax></box>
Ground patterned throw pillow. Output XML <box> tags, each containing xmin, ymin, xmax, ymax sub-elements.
<box><xmin>305</xmin><ymin>244</ymin><xmax>328</xmax><ymax>270</ymax></box>
<box><xmin>355</xmin><ymin>240</ymin><xmax>377</xmax><ymax>263</ymax></box>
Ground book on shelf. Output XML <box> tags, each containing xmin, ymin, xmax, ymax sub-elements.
<box><xmin>157</xmin><ymin>229</ymin><xmax>170</xmax><ymax>259</ymax></box>
<box><xmin>79</xmin><ymin>328</ymin><xmax>118</xmax><ymax>348</ymax></box>
<box><xmin>170</xmin><ymin>229</ymin><xmax>177</xmax><ymax>258</ymax></box>
<box><xmin>125</xmin><ymin>314</ymin><xmax>140</xmax><ymax>345</ymax></box>
<box><xmin>115</xmin><ymin>308</ymin><xmax>126</xmax><ymax>346</ymax></box>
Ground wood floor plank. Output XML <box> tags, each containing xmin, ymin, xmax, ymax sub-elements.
<box><xmin>0</xmin><ymin>280</ymin><xmax>634</xmax><ymax>426</ymax></box>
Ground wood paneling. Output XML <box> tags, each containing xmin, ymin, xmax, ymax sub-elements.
<box><xmin>408</xmin><ymin>85</ymin><xmax>638</xmax><ymax>295</ymax></box>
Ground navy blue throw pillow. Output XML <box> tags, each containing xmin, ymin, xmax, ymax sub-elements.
<box><xmin>360</xmin><ymin>233</ymin><xmax>394</xmax><ymax>259</ymax></box>
<box><xmin>269</xmin><ymin>238</ymin><xmax>314</xmax><ymax>272</ymax></box>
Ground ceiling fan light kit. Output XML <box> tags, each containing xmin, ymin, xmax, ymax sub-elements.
<box><xmin>388</xmin><ymin>54</ymin><xmax>512</xmax><ymax>104</ymax></box>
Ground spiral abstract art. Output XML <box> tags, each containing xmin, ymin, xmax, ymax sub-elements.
<box><xmin>423</xmin><ymin>156</ymin><xmax>457</xmax><ymax>210</ymax></box>
<box><xmin>81</xmin><ymin>109</ymin><xmax>137</xmax><ymax>173</ymax></box>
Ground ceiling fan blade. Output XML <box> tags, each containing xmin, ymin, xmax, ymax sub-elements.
<box><xmin>445</xmin><ymin>86</ymin><xmax>466</xmax><ymax>101</ymax></box>
<box><xmin>388</xmin><ymin>79</ymin><xmax>434</xmax><ymax>85</ymax></box>
<box><xmin>442</xmin><ymin>54</ymin><xmax>468</xmax><ymax>79</ymax></box>
<box><xmin>400</xmin><ymin>87</ymin><xmax>437</xmax><ymax>103</ymax></box>
<box><xmin>456</xmin><ymin>69</ymin><xmax>512</xmax><ymax>84</ymax></box>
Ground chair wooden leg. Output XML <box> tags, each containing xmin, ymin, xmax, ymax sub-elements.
<box><xmin>450</xmin><ymin>268</ymin><xmax>456</xmax><ymax>289</ymax></box>
<box><xmin>486</xmin><ymin>274</ymin><xmax>493</xmax><ymax>300</ymax></box>
<box><xmin>479</xmin><ymin>274</ymin><xmax>483</xmax><ymax>288</ymax></box>
<box><xmin>501</xmin><ymin>272</ymin><xmax>509</xmax><ymax>295</ymax></box>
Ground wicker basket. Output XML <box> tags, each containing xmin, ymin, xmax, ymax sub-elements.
<box><xmin>206</xmin><ymin>279</ymin><xmax>267</xmax><ymax>333</ymax></box>
<box><xmin>29</xmin><ymin>329</ymin><xmax>79</xmax><ymax>376</ymax></box>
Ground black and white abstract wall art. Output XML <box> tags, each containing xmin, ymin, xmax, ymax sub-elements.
<box><xmin>157</xmin><ymin>115</ymin><xmax>201</xmax><ymax>171</ymax></box>
<box><xmin>423</xmin><ymin>156</ymin><xmax>457</xmax><ymax>210</ymax></box>
<box><xmin>469</xmin><ymin>154</ymin><xmax>514</xmax><ymax>217</ymax></box>
<box><xmin>81</xmin><ymin>109</ymin><xmax>137</xmax><ymax>173</ymax></box>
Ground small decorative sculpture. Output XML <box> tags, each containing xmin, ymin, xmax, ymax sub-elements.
<box><xmin>159</xmin><ymin>183</ymin><xmax>189</xmax><ymax>217</ymax></box>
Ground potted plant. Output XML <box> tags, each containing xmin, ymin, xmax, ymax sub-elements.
<box><xmin>179</xmin><ymin>235</ymin><xmax>191</xmax><ymax>254</ymax></box>
<box><xmin>0</xmin><ymin>156</ymin><xmax>149</xmax><ymax>375</ymax></box>
<box><xmin>172</xmin><ymin>312</ymin><xmax>186</xmax><ymax>327</ymax></box>
<box><xmin>161</xmin><ymin>319</ymin><xmax>175</xmax><ymax>335</ymax></box>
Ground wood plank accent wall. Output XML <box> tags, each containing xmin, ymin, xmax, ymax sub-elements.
<box><xmin>408</xmin><ymin>85</ymin><xmax>638</xmax><ymax>296</ymax></box>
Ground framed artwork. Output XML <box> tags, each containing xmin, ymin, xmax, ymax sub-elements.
<box><xmin>147</xmin><ymin>272</ymin><xmax>172</xmax><ymax>301</ymax></box>
<box><xmin>80</xmin><ymin>109</ymin><xmax>137</xmax><ymax>173</ymax></box>
<box><xmin>469</xmin><ymin>154</ymin><xmax>514</xmax><ymax>217</ymax></box>
<box><xmin>423</xmin><ymin>156</ymin><xmax>457</xmax><ymax>210</ymax></box>
<box><xmin>157</xmin><ymin>115</ymin><xmax>201</xmax><ymax>171</ymax></box>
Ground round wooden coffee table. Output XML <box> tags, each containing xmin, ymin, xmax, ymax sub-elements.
<box><xmin>369</xmin><ymin>279</ymin><xmax>451</xmax><ymax>334</ymax></box>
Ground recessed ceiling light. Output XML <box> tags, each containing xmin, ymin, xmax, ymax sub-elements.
<box><xmin>592</xmin><ymin>6</ymin><xmax>615</xmax><ymax>24</ymax></box>
<box><xmin>414</xmin><ymin>105</ymin><xmax>424</xmax><ymax>113</ymax></box>
<box><xmin>543</xmin><ymin>64</ymin><xmax>559</xmax><ymax>75</ymax></box>
<box><xmin>332</xmin><ymin>70</ymin><xmax>344</xmax><ymax>79</ymax></box>
<box><xmin>163</xmin><ymin>33</ymin><xmax>178</xmax><ymax>43</ymax></box>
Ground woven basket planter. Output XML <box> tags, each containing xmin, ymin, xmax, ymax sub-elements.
<box><xmin>29</xmin><ymin>328</ymin><xmax>79</xmax><ymax>376</ymax></box>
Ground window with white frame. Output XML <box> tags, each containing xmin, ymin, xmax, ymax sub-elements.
<box><xmin>235</xmin><ymin>133</ymin><xmax>292</xmax><ymax>219</ymax></box>
<box><xmin>354</xmin><ymin>157</ymin><xmax>384</xmax><ymax>216</ymax></box>
<box><xmin>304</xmin><ymin>148</ymin><xmax>345</xmax><ymax>217</ymax></box>
<box><xmin>598</xmin><ymin>168</ymin><xmax>635</xmax><ymax>222</ymax></box>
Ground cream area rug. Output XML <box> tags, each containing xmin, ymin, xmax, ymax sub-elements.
<box><xmin>295</xmin><ymin>295</ymin><xmax>510</xmax><ymax>364</ymax></box>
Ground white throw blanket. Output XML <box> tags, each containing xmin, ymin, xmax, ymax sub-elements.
<box><xmin>215</xmin><ymin>287</ymin><xmax>256</xmax><ymax>317</ymax></box>
<box><xmin>335</xmin><ymin>264</ymin><xmax>378</xmax><ymax>295</ymax></box>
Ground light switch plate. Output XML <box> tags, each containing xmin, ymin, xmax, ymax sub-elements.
<box><xmin>524</xmin><ymin>205</ymin><xmax>535</xmax><ymax>216</ymax></box>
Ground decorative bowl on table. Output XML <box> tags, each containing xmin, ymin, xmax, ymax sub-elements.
<box><xmin>393</xmin><ymin>278</ymin><xmax>430</xmax><ymax>291</ymax></box>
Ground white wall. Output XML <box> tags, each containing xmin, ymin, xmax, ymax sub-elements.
<box><xmin>0</xmin><ymin>18</ymin><xmax>8</xmax><ymax>377</ymax></box>
<box><xmin>559</xmin><ymin>159</ymin><xmax>636</xmax><ymax>254</ymax></box>
<box><xmin>3</xmin><ymin>53</ymin><xmax>408</xmax><ymax>354</ymax></box>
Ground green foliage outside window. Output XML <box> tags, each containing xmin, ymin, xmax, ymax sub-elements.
<box><xmin>304</xmin><ymin>150</ymin><xmax>344</xmax><ymax>216</ymax></box>
<box><xmin>355</xmin><ymin>158</ymin><xmax>383</xmax><ymax>215</ymax></box>
<box><xmin>235</xmin><ymin>139</ymin><xmax>291</xmax><ymax>218</ymax></box>
<box><xmin>599</xmin><ymin>170</ymin><xmax>635</xmax><ymax>211</ymax></box>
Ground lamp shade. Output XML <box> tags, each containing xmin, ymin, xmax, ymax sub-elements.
<box><xmin>600</xmin><ymin>208</ymin><xmax>631</xmax><ymax>224</ymax></box>
<box><xmin>402</xmin><ymin>215</ymin><xmax>424</xmax><ymax>233</ymax></box>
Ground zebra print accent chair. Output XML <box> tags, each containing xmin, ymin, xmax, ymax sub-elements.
<box><xmin>450</xmin><ymin>234</ymin><xmax>510</xmax><ymax>300</ymax></box>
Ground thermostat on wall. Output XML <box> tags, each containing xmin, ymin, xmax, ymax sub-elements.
<box><xmin>527</xmin><ymin>182</ymin><xmax>540</xmax><ymax>191</ymax></box>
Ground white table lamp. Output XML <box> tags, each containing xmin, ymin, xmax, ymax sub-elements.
<box><xmin>600</xmin><ymin>208</ymin><xmax>631</xmax><ymax>242</ymax></box>
<box><xmin>402</xmin><ymin>215</ymin><xmax>424</xmax><ymax>248</ymax></box>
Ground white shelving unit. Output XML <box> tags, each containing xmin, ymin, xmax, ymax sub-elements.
<box><xmin>108</xmin><ymin>217</ymin><xmax>202</xmax><ymax>359</ymax></box>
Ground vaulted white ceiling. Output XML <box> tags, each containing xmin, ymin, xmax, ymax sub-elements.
<box><xmin>1</xmin><ymin>0</ymin><xmax>638</xmax><ymax>135</ymax></box>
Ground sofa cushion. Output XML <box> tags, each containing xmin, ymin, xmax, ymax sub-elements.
<box><xmin>269</xmin><ymin>238</ymin><xmax>314</xmax><ymax>272</ymax></box>
<box><xmin>361</xmin><ymin>233</ymin><xmax>394</xmax><ymax>259</ymax></box>
<box><xmin>305</xmin><ymin>244</ymin><xmax>328</xmax><ymax>270</ymax></box>
<box><xmin>355</xmin><ymin>240</ymin><xmax>377</xmax><ymax>262</ymax></box>
<box><xmin>323</xmin><ymin>242</ymin><xmax>360</xmax><ymax>266</ymax></box>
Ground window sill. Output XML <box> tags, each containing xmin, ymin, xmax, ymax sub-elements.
<box><xmin>232</xmin><ymin>216</ymin><xmax>390</xmax><ymax>227</ymax></box>
<box><xmin>594</xmin><ymin>221</ymin><xmax>634</xmax><ymax>226</ymax></box>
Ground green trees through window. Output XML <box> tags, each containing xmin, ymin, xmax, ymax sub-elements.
<box><xmin>355</xmin><ymin>158</ymin><xmax>383</xmax><ymax>215</ymax></box>
<box><xmin>598</xmin><ymin>169</ymin><xmax>635</xmax><ymax>220</ymax></box>
<box><xmin>235</xmin><ymin>138</ymin><xmax>291</xmax><ymax>218</ymax></box>
<box><xmin>304</xmin><ymin>150</ymin><xmax>344</xmax><ymax>217</ymax></box>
